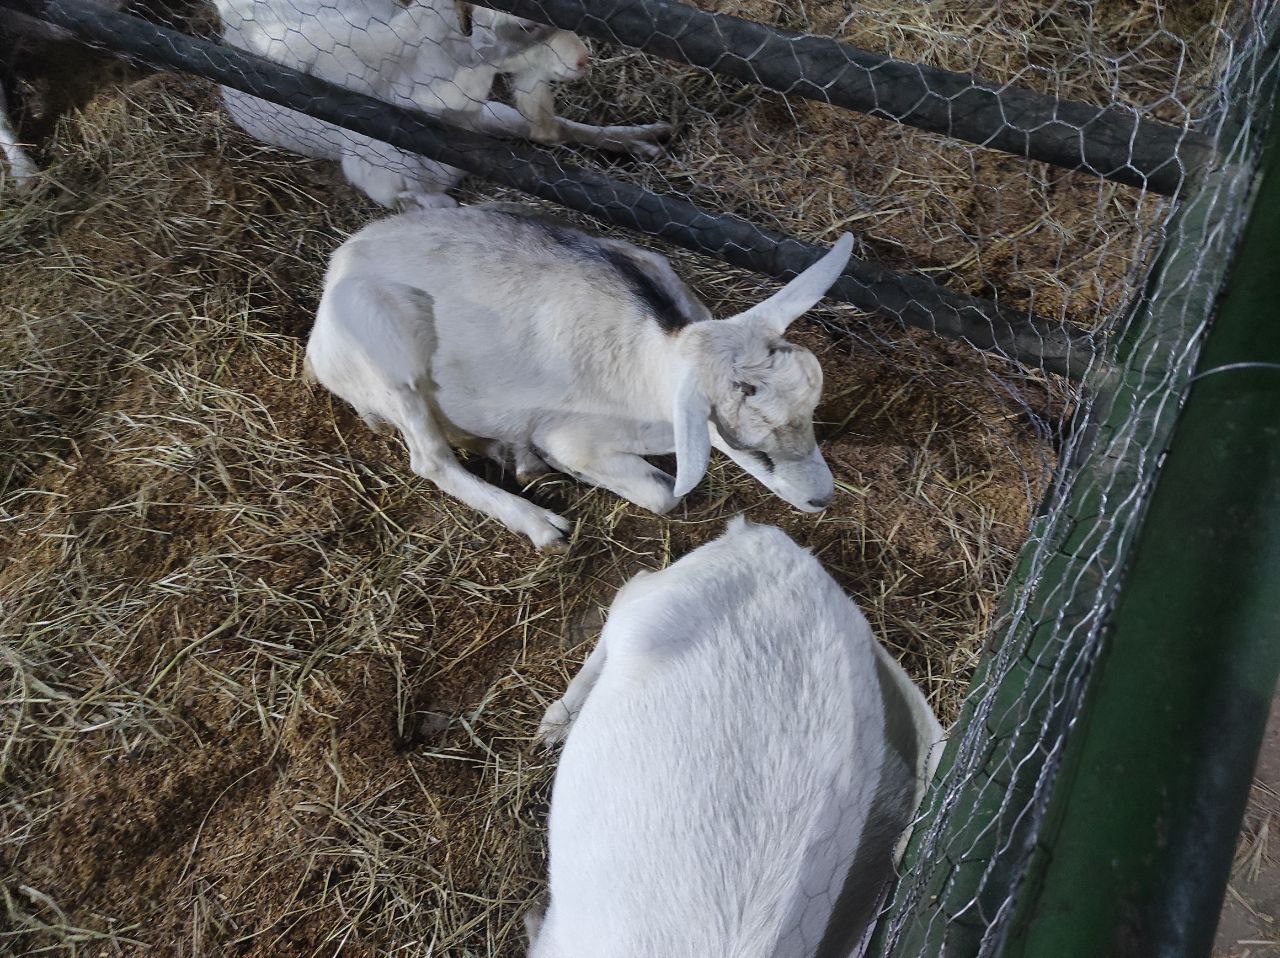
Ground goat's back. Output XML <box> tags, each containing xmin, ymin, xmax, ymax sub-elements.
<box><xmin>536</xmin><ymin>519</ymin><xmax>938</xmax><ymax>958</ymax></box>
<box><xmin>323</xmin><ymin>208</ymin><xmax>678</xmax><ymax>400</ymax></box>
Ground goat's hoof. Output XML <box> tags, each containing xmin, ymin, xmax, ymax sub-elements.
<box><xmin>517</xmin><ymin>465</ymin><xmax>554</xmax><ymax>484</ymax></box>
<box><xmin>524</xmin><ymin>900</ymin><xmax>548</xmax><ymax>946</ymax></box>
<box><xmin>538</xmin><ymin>701</ymin><xmax>572</xmax><ymax>747</ymax></box>
<box><xmin>627</xmin><ymin>121</ymin><xmax>674</xmax><ymax>159</ymax></box>
<box><xmin>628</xmin><ymin>139</ymin><xmax>667</xmax><ymax>161</ymax></box>
<box><xmin>633</xmin><ymin>475</ymin><xmax>679</xmax><ymax>515</ymax></box>
<box><xmin>360</xmin><ymin>412</ymin><xmax>396</xmax><ymax>436</ymax></box>
<box><xmin>525</xmin><ymin>509</ymin><xmax>570</xmax><ymax>551</ymax></box>
<box><xmin>648</xmin><ymin>493</ymin><xmax>680</xmax><ymax>515</ymax></box>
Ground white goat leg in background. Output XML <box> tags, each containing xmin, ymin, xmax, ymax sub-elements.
<box><xmin>0</xmin><ymin>85</ymin><xmax>36</xmax><ymax>188</ymax></box>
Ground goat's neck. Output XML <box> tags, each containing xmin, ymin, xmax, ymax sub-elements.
<box><xmin>449</xmin><ymin>61</ymin><xmax>502</xmax><ymax>109</ymax></box>
<box><xmin>619</xmin><ymin>323</ymin><xmax>700</xmax><ymax>424</ymax></box>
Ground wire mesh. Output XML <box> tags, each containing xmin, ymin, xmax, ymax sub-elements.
<box><xmin>0</xmin><ymin>0</ymin><xmax>1274</xmax><ymax>954</ymax></box>
<box><xmin>871</xmin><ymin>6</ymin><xmax>1280</xmax><ymax>952</ymax></box>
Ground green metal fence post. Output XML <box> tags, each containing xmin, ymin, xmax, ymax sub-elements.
<box><xmin>1002</xmin><ymin>81</ymin><xmax>1280</xmax><ymax>958</ymax></box>
<box><xmin>869</xmin><ymin>15</ymin><xmax>1280</xmax><ymax>954</ymax></box>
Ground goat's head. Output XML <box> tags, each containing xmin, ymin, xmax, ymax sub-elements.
<box><xmin>468</xmin><ymin>8</ymin><xmax>588</xmax><ymax>83</ymax></box>
<box><xmin>466</xmin><ymin>8</ymin><xmax>588</xmax><ymax>139</ymax></box>
<box><xmin>671</xmin><ymin>234</ymin><xmax>854</xmax><ymax>512</ymax></box>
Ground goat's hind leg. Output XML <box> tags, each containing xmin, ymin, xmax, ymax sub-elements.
<box><xmin>320</xmin><ymin>276</ymin><xmax>570</xmax><ymax>549</ymax></box>
<box><xmin>470</xmin><ymin>100</ymin><xmax>671</xmax><ymax>160</ymax></box>
<box><xmin>537</xmin><ymin>562</ymin><xmax>660</xmax><ymax>745</ymax></box>
<box><xmin>538</xmin><ymin>632</ymin><xmax>608</xmax><ymax>746</ymax></box>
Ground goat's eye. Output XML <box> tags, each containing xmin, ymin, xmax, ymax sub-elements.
<box><xmin>734</xmin><ymin>381</ymin><xmax>757</xmax><ymax>397</ymax></box>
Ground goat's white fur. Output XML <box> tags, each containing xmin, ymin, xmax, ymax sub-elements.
<box><xmin>211</xmin><ymin>0</ymin><xmax>669</xmax><ymax>209</ymax></box>
<box><xmin>304</xmin><ymin>205</ymin><xmax>854</xmax><ymax>548</ymax></box>
<box><xmin>530</xmin><ymin>518</ymin><xmax>944</xmax><ymax>958</ymax></box>
<box><xmin>0</xmin><ymin>84</ymin><xmax>36</xmax><ymax>189</ymax></box>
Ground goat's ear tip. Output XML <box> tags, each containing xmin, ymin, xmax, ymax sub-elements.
<box><xmin>672</xmin><ymin>475</ymin><xmax>698</xmax><ymax>498</ymax></box>
<box><xmin>834</xmin><ymin>232</ymin><xmax>854</xmax><ymax>253</ymax></box>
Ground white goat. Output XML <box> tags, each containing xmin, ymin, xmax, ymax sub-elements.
<box><xmin>212</xmin><ymin>0</ymin><xmax>669</xmax><ymax>209</ymax></box>
<box><xmin>304</xmin><ymin>204</ymin><xmax>854</xmax><ymax>548</ymax></box>
<box><xmin>530</xmin><ymin>518</ymin><xmax>944</xmax><ymax>958</ymax></box>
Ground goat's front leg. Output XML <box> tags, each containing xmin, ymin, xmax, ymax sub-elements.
<box><xmin>391</xmin><ymin>386</ymin><xmax>570</xmax><ymax>550</ymax></box>
<box><xmin>536</xmin><ymin>423</ymin><xmax>678</xmax><ymax>515</ymax></box>
<box><xmin>472</xmin><ymin>95</ymin><xmax>671</xmax><ymax>161</ymax></box>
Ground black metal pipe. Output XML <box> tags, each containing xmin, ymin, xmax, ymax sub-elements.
<box><xmin>468</xmin><ymin>0</ymin><xmax>1213</xmax><ymax>197</ymax></box>
<box><xmin>1</xmin><ymin>0</ymin><xmax>1095</xmax><ymax>377</ymax></box>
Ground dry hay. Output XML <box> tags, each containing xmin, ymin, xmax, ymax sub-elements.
<box><xmin>0</xmin><ymin>0</ymin><xmax>1233</xmax><ymax>951</ymax></box>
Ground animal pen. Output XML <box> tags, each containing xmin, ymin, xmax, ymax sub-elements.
<box><xmin>2</xmin><ymin>0</ymin><xmax>1279</xmax><ymax>953</ymax></box>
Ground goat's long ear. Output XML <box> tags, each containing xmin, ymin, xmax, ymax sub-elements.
<box><xmin>672</xmin><ymin>368</ymin><xmax>712</xmax><ymax>498</ymax></box>
<box><xmin>735</xmin><ymin>233</ymin><xmax>854</xmax><ymax>335</ymax></box>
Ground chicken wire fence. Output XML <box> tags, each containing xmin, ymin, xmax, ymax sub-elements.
<box><xmin>3</xmin><ymin>0</ymin><xmax>1277</xmax><ymax>952</ymax></box>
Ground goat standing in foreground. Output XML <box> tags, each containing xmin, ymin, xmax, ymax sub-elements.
<box><xmin>304</xmin><ymin>204</ymin><xmax>854</xmax><ymax>548</ymax></box>
<box><xmin>530</xmin><ymin>518</ymin><xmax>944</xmax><ymax>958</ymax></box>
<box><xmin>212</xmin><ymin>0</ymin><xmax>670</xmax><ymax>209</ymax></box>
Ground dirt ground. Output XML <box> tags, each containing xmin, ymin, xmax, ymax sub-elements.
<box><xmin>0</xmin><ymin>0</ymin><xmax>1240</xmax><ymax>954</ymax></box>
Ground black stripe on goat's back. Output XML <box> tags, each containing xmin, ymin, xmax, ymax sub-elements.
<box><xmin>594</xmin><ymin>247</ymin><xmax>695</xmax><ymax>333</ymax></box>
<box><xmin>484</xmin><ymin>205</ymin><xmax>699</xmax><ymax>333</ymax></box>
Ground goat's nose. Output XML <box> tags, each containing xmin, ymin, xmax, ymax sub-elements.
<box><xmin>808</xmin><ymin>494</ymin><xmax>834</xmax><ymax>509</ymax></box>
<box><xmin>575</xmin><ymin>53</ymin><xmax>589</xmax><ymax>72</ymax></box>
